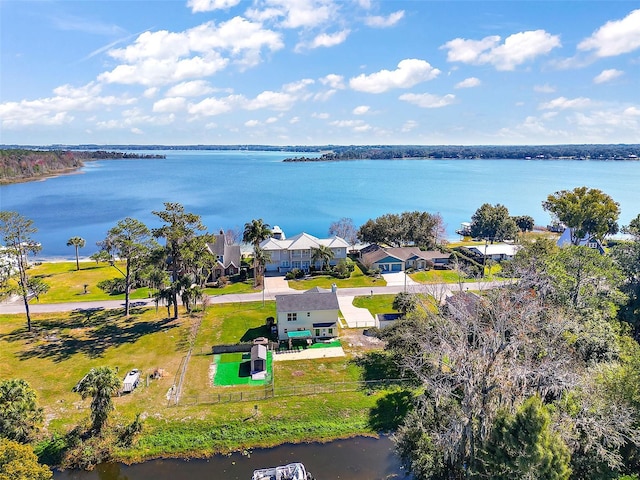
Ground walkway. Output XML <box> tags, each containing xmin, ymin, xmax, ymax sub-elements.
<box><xmin>338</xmin><ymin>296</ymin><xmax>376</xmax><ymax>328</ymax></box>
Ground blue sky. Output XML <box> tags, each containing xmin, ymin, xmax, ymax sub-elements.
<box><xmin>1</xmin><ymin>0</ymin><xmax>639</xmax><ymax>146</ymax></box>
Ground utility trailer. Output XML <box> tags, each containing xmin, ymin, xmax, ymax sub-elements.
<box><xmin>122</xmin><ymin>369</ymin><xmax>141</xmax><ymax>393</ymax></box>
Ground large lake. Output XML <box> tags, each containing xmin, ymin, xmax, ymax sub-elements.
<box><xmin>1</xmin><ymin>150</ymin><xmax>639</xmax><ymax>258</ymax></box>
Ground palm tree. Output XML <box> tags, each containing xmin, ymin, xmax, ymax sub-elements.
<box><xmin>66</xmin><ymin>236</ymin><xmax>86</xmax><ymax>271</ymax></box>
<box><xmin>243</xmin><ymin>219</ymin><xmax>272</xmax><ymax>287</ymax></box>
<box><xmin>311</xmin><ymin>244</ymin><xmax>335</xmax><ymax>271</ymax></box>
<box><xmin>252</xmin><ymin>246</ymin><xmax>272</xmax><ymax>287</ymax></box>
<box><xmin>75</xmin><ymin>366</ymin><xmax>121</xmax><ymax>433</ymax></box>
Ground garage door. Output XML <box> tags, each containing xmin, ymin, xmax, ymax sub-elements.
<box><xmin>392</xmin><ymin>263</ymin><xmax>402</xmax><ymax>271</ymax></box>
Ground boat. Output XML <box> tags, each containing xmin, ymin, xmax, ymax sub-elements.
<box><xmin>251</xmin><ymin>462</ymin><xmax>312</xmax><ymax>480</ymax></box>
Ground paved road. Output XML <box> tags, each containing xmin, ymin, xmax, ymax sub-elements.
<box><xmin>0</xmin><ymin>280</ymin><xmax>507</xmax><ymax>314</ymax></box>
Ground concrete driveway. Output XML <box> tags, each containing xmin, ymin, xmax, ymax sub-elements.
<box><xmin>380</xmin><ymin>271</ymin><xmax>418</xmax><ymax>287</ymax></box>
<box><xmin>338</xmin><ymin>295</ymin><xmax>376</xmax><ymax>328</ymax></box>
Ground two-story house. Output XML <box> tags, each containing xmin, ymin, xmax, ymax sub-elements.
<box><xmin>275</xmin><ymin>287</ymin><xmax>340</xmax><ymax>343</ymax></box>
<box><xmin>206</xmin><ymin>232</ymin><xmax>242</xmax><ymax>280</ymax></box>
<box><xmin>260</xmin><ymin>231</ymin><xmax>349</xmax><ymax>273</ymax></box>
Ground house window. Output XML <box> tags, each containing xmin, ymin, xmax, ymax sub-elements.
<box><xmin>292</xmin><ymin>261</ymin><xmax>301</xmax><ymax>269</ymax></box>
<box><xmin>307</xmin><ymin>312</ymin><xmax>310</xmax><ymax>317</ymax></box>
<box><xmin>282</xmin><ymin>260</ymin><xmax>290</xmax><ymax>268</ymax></box>
<box><xmin>287</xmin><ymin>313</ymin><xmax>297</xmax><ymax>322</ymax></box>
<box><xmin>328</xmin><ymin>328</ymin><xmax>333</xmax><ymax>335</ymax></box>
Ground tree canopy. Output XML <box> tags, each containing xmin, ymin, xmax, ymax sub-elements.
<box><xmin>469</xmin><ymin>203</ymin><xmax>519</xmax><ymax>242</ymax></box>
<box><xmin>543</xmin><ymin>187</ymin><xmax>620</xmax><ymax>244</ymax></box>
<box><xmin>0</xmin><ymin>379</ymin><xmax>43</xmax><ymax>443</ymax></box>
<box><xmin>75</xmin><ymin>366</ymin><xmax>121</xmax><ymax>433</ymax></box>
<box><xmin>65</xmin><ymin>236</ymin><xmax>85</xmax><ymax>271</ymax></box>
<box><xmin>0</xmin><ymin>438</ymin><xmax>52</xmax><ymax>480</ymax></box>
<box><xmin>357</xmin><ymin>211</ymin><xmax>444</xmax><ymax>249</ymax></box>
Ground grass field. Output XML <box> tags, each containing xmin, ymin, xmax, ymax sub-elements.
<box><xmin>352</xmin><ymin>294</ymin><xmax>398</xmax><ymax>316</ymax></box>
<box><xmin>1</xmin><ymin>297</ymin><xmax>404</xmax><ymax>462</ymax></box>
<box><xmin>287</xmin><ymin>265</ymin><xmax>386</xmax><ymax>290</ymax></box>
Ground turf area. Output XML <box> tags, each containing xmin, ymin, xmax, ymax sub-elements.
<box><xmin>213</xmin><ymin>351</ymin><xmax>273</xmax><ymax>386</ymax></box>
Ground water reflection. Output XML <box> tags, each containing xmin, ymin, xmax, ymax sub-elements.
<box><xmin>54</xmin><ymin>436</ymin><xmax>409</xmax><ymax>480</ymax></box>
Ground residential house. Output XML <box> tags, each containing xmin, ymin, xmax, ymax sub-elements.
<box><xmin>360</xmin><ymin>244</ymin><xmax>451</xmax><ymax>272</ymax></box>
<box><xmin>467</xmin><ymin>243</ymin><xmax>520</xmax><ymax>262</ymax></box>
<box><xmin>206</xmin><ymin>233</ymin><xmax>242</xmax><ymax>280</ymax></box>
<box><xmin>556</xmin><ymin>228</ymin><xmax>605</xmax><ymax>254</ymax></box>
<box><xmin>275</xmin><ymin>287</ymin><xmax>339</xmax><ymax>343</ymax></box>
<box><xmin>260</xmin><ymin>231</ymin><xmax>349</xmax><ymax>272</ymax></box>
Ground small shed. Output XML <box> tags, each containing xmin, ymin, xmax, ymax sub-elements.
<box><xmin>251</xmin><ymin>344</ymin><xmax>267</xmax><ymax>380</ymax></box>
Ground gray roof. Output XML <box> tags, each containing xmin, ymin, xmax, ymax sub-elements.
<box><xmin>207</xmin><ymin>234</ymin><xmax>241</xmax><ymax>269</ymax></box>
<box><xmin>276</xmin><ymin>289</ymin><xmax>339</xmax><ymax>313</ymax></box>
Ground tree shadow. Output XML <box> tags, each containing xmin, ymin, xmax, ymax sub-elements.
<box><xmin>240</xmin><ymin>325</ymin><xmax>271</xmax><ymax>342</ymax></box>
<box><xmin>238</xmin><ymin>360</ymin><xmax>251</xmax><ymax>378</ymax></box>
<box><xmin>351</xmin><ymin>350</ymin><xmax>404</xmax><ymax>382</ymax></box>
<box><xmin>368</xmin><ymin>390</ymin><xmax>414</xmax><ymax>432</ymax></box>
<box><xmin>2</xmin><ymin>308</ymin><xmax>177</xmax><ymax>362</ymax></box>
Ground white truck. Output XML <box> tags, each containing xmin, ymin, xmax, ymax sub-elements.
<box><xmin>122</xmin><ymin>369</ymin><xmax>141</xmax><ymax>393</ymax></box>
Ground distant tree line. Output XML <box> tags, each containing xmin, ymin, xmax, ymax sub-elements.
<box><xmin>285</xmin><ymin>144</ymin><xmax>640</xmax><ymax>162</ymax></box>
<box><xmin>0</xmin><ymin>149</ymin><xmax>165</xmax><ymax>183</ymax></box>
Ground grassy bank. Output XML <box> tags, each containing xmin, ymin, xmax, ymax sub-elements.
<box><xmin>1</xmin><ymin>301</ymin><xmax>395</xmax><ymax>464</ymax></box>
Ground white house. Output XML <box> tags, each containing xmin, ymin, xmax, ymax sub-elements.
<box><xmin>275</xmin><ymin>287</ymin><xmax>339</xmax><ymax>342</ymax></box>
<box><xmin>556</xmin><ymin>228</ymin><xmax>605</xmax><ymax>254</ymax></box>
<box><xmin>260</xmin><ymin>231</ymin><xmax>349</xmax><ymax>272</ymax></box>
<box><xmin>467</xmin><ymin>243</ymin><xmax>520</xmax><ymax>262</ymax></box>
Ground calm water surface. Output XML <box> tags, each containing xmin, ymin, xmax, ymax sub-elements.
<box><xmin>53</xmin><ymin>436</ymin><xmax>408</xmax><ymax>480</ymax></box>
<box><xmin>1</xmin><ymin>151</ymin><xmax>639</xmax><ymax>257</ymax></box>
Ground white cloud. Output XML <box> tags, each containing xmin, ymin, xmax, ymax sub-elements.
<box><xmin>251</xmin><ymin>0</ymin><xmax>336</xmax><ymax>29</ymax></box>
<box><xmin>289</xmin><ymin>116</ymin><xmax>300</xmax><ymax>124</ymax></box>
<box><xmin>578</xmin><ymin>9</ymin><xmax>640</xmax><ymax>57</ymax></box>
<box><xmin>329</xmin><ymin>119</ymin><xmax>371</xmax><ymax>132</ymax></box>
<box><xmin>539</xmin><ymin>96</ymin><xmax>592</xmax><ymax>110</ymax></box>
<box><xmin>131</xmin><ymin>127</ymin><xmax>144</xmax><ymax>135</ymax></box>
<box><xmin>349</xmin><ymin>59</ymin><xmax>440</xmax><ymax>93</ymax></box>
<box><xmin>593</xmin><ymin>68</ymin><xmax>624</xmax><ymax>84</ymax></box>
<box><xmin>153</xmin><ymin>97</ymin><xmax>186</xmax><ymax>113</ymax></box>
<box><xmin>319</xmin><ymin>74</ymin><xmax>345</xmax><ymax>89</ymax></box>
<box><xmin>188</xmin><ymin>95</ymin><xmax>239</xmax><ymax>116</ymax></box>
<box><xmin>244</xmin><ymin>90</ymin><xmax>296</xmax><ymax>111</ymax></box>
<box><xmin>245</xmin><ymin>119</ymin><xmax>260</xmax><ymax>127</ymax></box>
<box><xmin>99</xmin><ymin>17</ymin><xmax>283</xmax><ymax>86</ymax></box>
<box><xmin>308</xmin><ymin>30</ymin><xmax>350</xmax><ymax>49</ymax></box>
<box><xmin>401</xmin><ymin>120</ymin><xmax>418</xmax><ymax>132</ymax></box>
<box><xmin>0</xmin><ymin>82</ymin><xmax>135</xmax><ymax>128</ymax></box>
<box><xmin>399</xmin><ymin>93</ymin><xmax>456</xmax><ymax>108</ymax></box>
<box><xmin>442</xmin><ymin>30</ymin><xmax>561</xmax><ymax>70</ymax></box>
<box><xmin>312</xmin><ymin>112</ymin><xmax>330</xmax><ymax>119</ymax></box>
<box><xmin>166</xmin><ymin>80</ymin><xmax>215</xmax><ymax>97</ymax></box>
<box><xmin>624</xmin><ymin>106</ymin><xmax>640</xmax><ymax>116</ymax></box>
<box><xmin>455</xmin><ymin>77</ymin><xmax>481</xmax><ymax>89</ymax></box>
<box><xmin>143</xmin><ymin>87</ymin><xmax>159</xmax><ymax>98</ymax></box>
<box><xmin>352</xmin><ymin>105</ymin><xmax>370</xmax><ymax>115</ymax></box>
<box><xmin>187</xmin><ymin>0</ymin><xmax>241</xmax><ymax>13</ymax></box>
<box><xmin>365</xmin><ymin>10</ymin><xmax>404</xmax><ymax>28</ymax></box>
<box><xmin>266</xmin><ymin>116</ymin><xmax>279</xmax><ymax>123</ymax></box>
<box><xmin>534</xmin><ymin>84</ymin><xmax>556</xmax><ymax>93</ymax></box>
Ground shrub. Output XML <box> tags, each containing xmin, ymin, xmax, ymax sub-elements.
<box><xmin>97</xmin><ymin>278</ymin><xmax>126</xmax><ymax>295</ymax></box>
<box><xmin>285</xmin><ymin>268</ymin><xmax>304</xmax><ymax>280</ymax></box>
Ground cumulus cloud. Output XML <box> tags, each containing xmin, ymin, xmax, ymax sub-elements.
<box><xmin>245</xmin><ymin>119</ymin><xmax>260</xmax><ymax>127</ymax></box>
<box><xmin>0</xmin><ymin>82</ymin><xmax>135</xmax><ymax>128</ymax></box>
<box><xmin>455</xmin><ymin>77</ymin><xmax>481</xmax><ymax>89</ymax></box>
<box><xmin>249</xmin><ymin>0</ymin><xmax>336</xmax><ymax>29</ymax></box>
<box><xmin>578</xmin><ymin>9</ymin><xmax>640</xmax><ymax>57</ymax></box>
<box><xmin>442</xmin><ymin>30</ymin><xmax>561</xmax><ymax>70</ymax></box>
<box><xmin>166</xmin><ymin>80</ymin><xmax>216</xmax><ymax>97</ymax></box>
<box><xmin>593</xmin><ymin>68</ymin><xmax>624</xmax><ymax>84</ymax></box>
<box><xmin>539</xmin><ymin>96</ymin><xmax>592</xmax><ymax>110</ymax></box>
<box><xmin>352</xmin><ymin>105</ymin><xmax>370</xmax><ymax>115</ymax></box>
<box><xmin>349</xmin><ymin>59</ymin><xmax>440</xmax><ymax>93</ymax></box>
<box><xmin>319</xmin><ymin>74</ymin><xmax>345</xmax><ymax>89</ymax></box>
<box><xmin>153</xmin><ymin>97</ymin><xmax>186</xmax><ymax>113</ymax></box>
<box><xmin>99</xmin><ymin>17</ymin><xmax>283</xmax><ymax>86</ymax></box>
<box><xmin>187</xmin><ymin>0</ymin><xmax>241</xmax><ymax>13</ymax></box>
<box><xmin>188</xmin><ymin>95</ymin><xmax>239</xmax><ymax>116</ymax></box>
<box><xmin>399</xmin><ymin>93</ymin><xmax>456</xmax><ymax>108</ymax></box>
<box><xmin>401</xmin><ymin>120</ymin><xmax>418</xmax><ymax>132</ymax></box>
<box><xmin>312</xmin><ymin>112</ymin><xmax>330</xmax><ymax>119</ymax></box>
<box><xmin>329</xmin><ymin>119</ymin><xmax>371</xmax><ymax>132</ymax></box>
<box><xmin>365</xmin><ymin>10</ymin><xmax>404</xmax><ymax>28</ymax></box>
<box><xmin>308</xmin><ymin>29</ymin><xmax>350</xmax><ymax>49</ymax></box>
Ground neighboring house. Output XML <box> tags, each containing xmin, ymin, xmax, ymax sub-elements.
<box><xmin>360</xmin><ymin>244</ymin><xmax>451</xmax><ymax>272</ymax></box>
<box><xmin>275</xmin><ymin>287</ymin><xmax>340</xmax><ymax>342</ymax></box>
<box><xmin>467</xmin><ymin>243</ymin><xmax>520</xmax><ymax>262</ymax></box>
<box><xmin>206</xmin><ymin>233</ymin><xmax>242</xmax><ymax>280</ymax></box>
<box><xmin>260</xmin><ymin>231</ymin><xmax>349</xmax><ymax>272</ymax></box>
<box><xmin>445</xmin><ymin>291</ymin><xmax>482</xmax><ymax>319</ymax></box>
<box><xmin>556</xmin><ymin>228</ymin><xmax>605</xmax><ymax>254</ymax></box>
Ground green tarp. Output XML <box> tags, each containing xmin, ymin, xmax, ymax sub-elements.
<box><xmin>287</xmin><ymin>330</ymin><xmax>312</xmax><ymax>338</ymax></box>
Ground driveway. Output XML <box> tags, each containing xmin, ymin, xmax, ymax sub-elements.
<box><xmin>380</xmin><ymin>271</ymin><xmax>418</xmax><ymax>287</ymax></box>
<box><xmin>338</xmin><ymin>295</ymin><xmax>376</xmax><ymax>328</ymax></box>
<box><xmin>263</xmin><ymin>274</ymin><xmax>294</xmax><ymax>294</ymax></box>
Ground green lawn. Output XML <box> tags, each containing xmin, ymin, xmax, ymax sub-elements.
<box><xmin>287</xmin><ymin>265</ymin><xmax>386</xmax><ymax>290</ymax></box>
<box><xmin>409</xmin><ymin>269</ymin><xmax>469</xmax><ymax>284</ymax></box>
<box><xmin>352</xmin><ymin>294</ymin><xmax>398</xmax><ymax>316</ymax></box>
<box><xmin>213</xmin><ymin>351</ymin><xmax>273</xmax><ymax>386</ymax></box>
<box><xmin>204</xmin><ymin>280</ymin><xmax>258</xmax><ymax>296</ymax></box>
<box><xmin>1</xmin><ymin>298</ymin><xmax>401</xmax><ymax>463</ymax></box>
